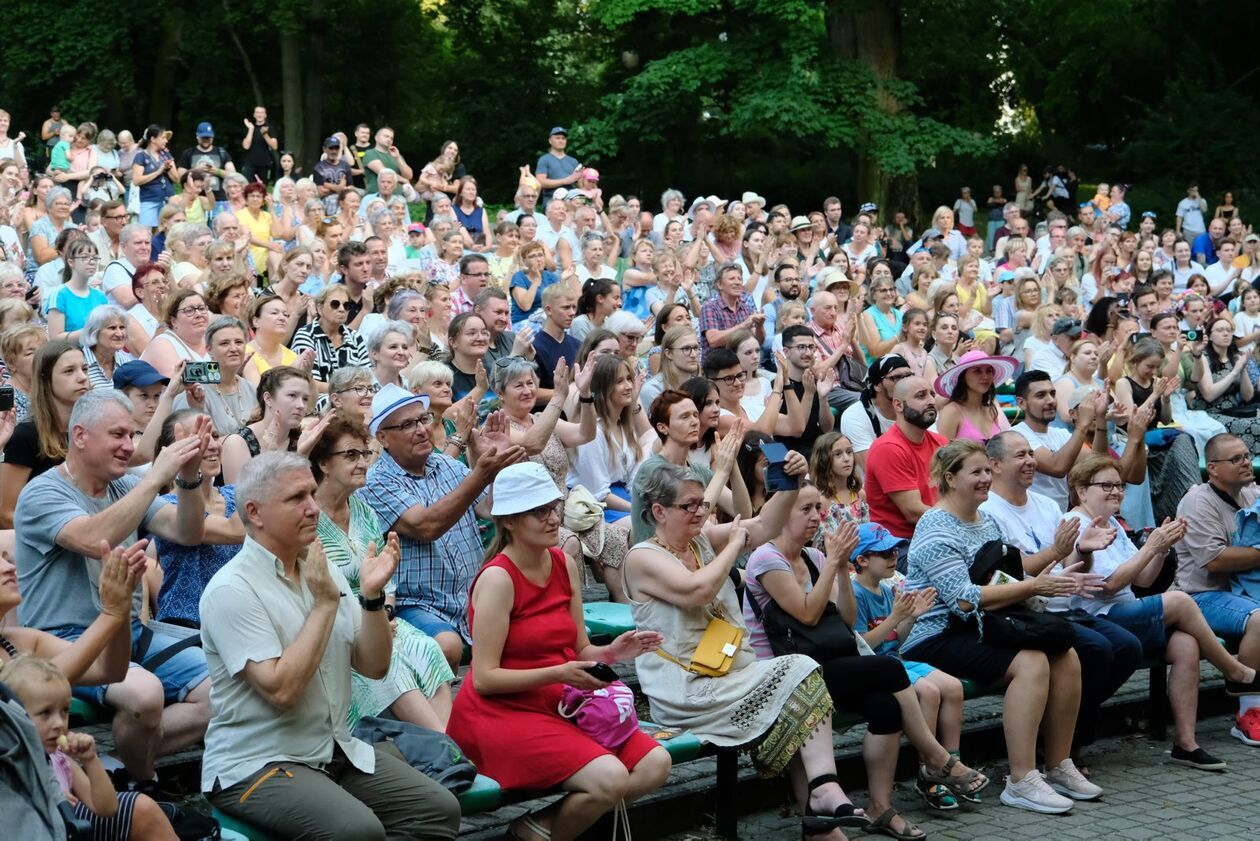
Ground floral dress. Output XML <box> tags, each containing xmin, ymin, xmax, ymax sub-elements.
<box><xmin>813</xmin><ymin>491</ymin><xmax>870</xmax><ymax>551</ymax></box>
<box><xmin>316</xmin><ymin>496</ymin><xmax>454</xmax><ymax>728</ymax></box>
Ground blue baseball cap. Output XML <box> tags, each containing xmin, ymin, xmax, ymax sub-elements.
<box><xmin>1141</xmin><ymin>210</ymin><xmax>1157</xmax><ymax>218</ymax></box>
<box><xmin>549</xmin><ymin>126</ymin><xmax>567</xmax><ymax>136</ymax></box>
<box><xmin>195</xmin><ymin>122</ymin><xmax>214</xmax><ymax>138</ymax></box>
<box><xmin>852</xmin><ymin>523</ymin><xmax>907</xmax><ymax>560</ymax></box>
<box><xmin>323</xmin><ymin>135</ymin><xmax>341</xmax><ymax>148</ymax></box>
<box><xmin>997</xmin><ymin>269</ymin><xmax>1017</xmax><ymax>284</ymax></box>
<box><xmin>113</xmin><ymin>360</ymin><xmax>169</xmax><ymax>390</ymax></box>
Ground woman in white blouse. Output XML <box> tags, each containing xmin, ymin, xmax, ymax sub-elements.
<box><xmin>567</xmin><ymin>355</ymin><xmax>652</xmax><ymax>521</ymax></box>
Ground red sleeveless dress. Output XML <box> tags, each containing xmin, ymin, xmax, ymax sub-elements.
<box><xmin>447</xmin><ymin>548</ymin><xmax>658</xmax><ymax>790</ymax></box>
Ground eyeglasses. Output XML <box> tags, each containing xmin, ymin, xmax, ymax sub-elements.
<box><xmin>332</xmin><ymin>448</ymin><xmax>373</xmax><ymax>462</ymax></box>
<box><xmin>178</xmin><ymin>304</ymin><xmax>210</xmax><ymax>316</ymax></box>
<box><xmin>672</xmin><ymin>500</ymin><xmax>713</xmax><ymax>515</ymax></box>
<box><xmin>326</xmin><ymin>299</ymin><xmax>348</xmax><ymax>310</ymax></box>
<box><xmin>335</xmin><ymin>384</ymin><xmax>373</xmax><ymax>396</ymax></box>
<box><xmin>1209</xmin><ymin>453</ymin><xmax>1251</xmax><ymax>467</ymax></box>
<box><xmin>787</xmin><ymin>343</ymin><xmax>816</xmax><ymax>353</ymax></box>
<box><xmin>1087</xmin><ymin>481</ymin><xmax>1125</xmax><ymax>493</ymax></box>
<box><xmin>523</xmin><ymin>500</ymin><xmax>563</xmax><ymax>520</ymax></box>
<box><xmin>463</xmin><ymin>271</ymin><xmax>489</xmax><ymax>279</ymax></box>
<box><xmin>75</xmin><ymin>253</ymin><xmax>100</xmax><ymax>263</ymax></box>
<box><xmin>623</xmin><ymin>334</ymin><xmax>643</xmax><ymax>342</ymax></box>
<box><xmin>104</xmin><ymin>214</ymin><xmax>128</xmax><ymax>221</ymax></box>
<box><xmin>379</xmin><ymin>413</ymin><xmax>435</xmax><ymax>433</ymax></box>
<box><xmin>670</xmin><ymin>345</ymin><xmax>701</xmax><ymax>356</ymax></box>
<box><xmin>710</xmin><ymin>371</ymin><xmax>748</xmax><ymax>386</ymax></box>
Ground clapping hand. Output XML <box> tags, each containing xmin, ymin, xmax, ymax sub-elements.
<box><xmin>295</xmin><ymin>413</ymin><xmax>333</xmax><ymax>456</ymax></box>
<box><xmin>359</xmin><ymin>532</ymin><xmax>401</xmax><ymax>600</ymax></box>
<box><xmin>95</xmin><ymin>540</ymin><xmax>146</xmax><ymax>619</ymax></box>
<box><xmin>606</xmin><ymin>629</ymin><xmax>663</xmax><ymax>662</ymax></box>
<box><xmin>1145</xmin><ymin>516</ymin><xmax>1188</xmax><ymax>554</ymax></box>
<box><xmin>890</xmin><ymin>589</ymin><xmax>919</xmax><ymax>621</ymax></box>
<box><xmin>301</xmin><ymin>540</ymin><xmax>342</xmax><ymax>606</ymax></box>
<box><xmin>1058</xmin><ymin>561</ymin><xmax>1106</xmax><ymax>598</ymax></box>
<box><xmin>470</xmin><ymin>411</ymin><xmax>526</xmax><ymax>474</ymax></box>
<box><xmin>1077</xmin><ymin>515</ymin><xmax>1118</xmax><ymax>553</ymax></box>
<box><xmin>1050</xmin><ymin>517</ymin><xmax>1081</xmax><ymax>560</ymax></box>
<box><xmin>824</xmin><ymin>520</ymin><xmax>859</xmax><ymax>568</ymax></box>
<box><xmin>910</xmin><ymin>587</ymin><xmax>938</xmax><ymax>618</ymax></box>
<box><xmin>712</xmin><ymin>425</ymin><xmax>743</xmax><ymax>476</ymax></box>
<box><xmin>551</xmin><ymin>358</ymin><xmax>572</xmax><ymax>402</ymax></box>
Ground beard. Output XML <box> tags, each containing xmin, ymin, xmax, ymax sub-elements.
<box><xmin>780</xmin><ymin>285</ymin><xmax>801</xmax><ymax>300</ymax></box>
<box><xmin>903</xmin><ymin>404</ymin><xmax>937</xmax><ymax>429</ymax></box>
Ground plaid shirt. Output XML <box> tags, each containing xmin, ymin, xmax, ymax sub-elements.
<box><xmin>356</xmin><ymin>449</ymin><xmax>487</xmax><ymax>641</ymax></box>
<box><xmin>698</xmin><ymin>292</ymin><xmax>755</xmax><ymax>360</ymax></box>
<box><xmin>450</xmin><ymin>286</ymin><xmax>476</xmax><ymax>316</ymax></box>
<box><xmin>288</xmin><ymin>321</ymin><xmax>369</xmax><ymax>383</ymax></box>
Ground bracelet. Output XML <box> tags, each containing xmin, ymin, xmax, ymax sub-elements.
<box><xmin>447</xmin><ymin>433</ymin><xmax>467</xmax><ymax>452</ymax></box>
<box><xmin>579</xmin><ymin>395</ymin><xmax>594</xmax><ymax>404</ymax></box>
<box><xmin>385</xmin><ymin>603</ymin><xmax>397</xmax><ymax>621</ymax></box>
<box><xmin>358</xmin><ymin>592</ymin><xmax>387</xmax><ymax>612</ymax></box>
<box><xmin>173</xmin><ymin>472</ymin><xmax>203</xmax><ymax>490</ymax></box>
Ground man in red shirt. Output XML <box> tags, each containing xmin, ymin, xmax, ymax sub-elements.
<box><xmin>865</xmin><ymin>376</ymin><xmax>946</xmax><ymax>571</ymax></box>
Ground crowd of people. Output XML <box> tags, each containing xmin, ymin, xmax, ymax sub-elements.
<box><xmin>2</xmin><ymin>106</ymin><xmax>1260</xmax><ymax>841</ymax></box>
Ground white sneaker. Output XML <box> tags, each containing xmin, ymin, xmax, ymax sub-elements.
<box><xmin>1045</xmin><ymin>759</ymin><xmax>1103</xmax><ymax>801</ymax></box>
<box><xmin>999</xmin><ymin>769</ymin><xmax>1073</xmax><ymax>814</ymax></box>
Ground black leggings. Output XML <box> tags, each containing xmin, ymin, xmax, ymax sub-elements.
<box><xmin>819</xmin><ymin>654</ymin><xmax>909</xmax><ymax>735</ymax></box>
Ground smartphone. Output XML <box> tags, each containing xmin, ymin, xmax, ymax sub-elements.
<box><xmin>0</xmin><ymin>386</ymin><xmax>12</xmax><ymax>412</ymax></box>
<box><xmin>583</xmin><ymin>663</ymin><xmax>618</xmax><ymax>683</ymax></box>
<box><xmin>182</xmin><ymin>361</ymin><xmax>222</xmax><ymax>385</ymax></box>
<box><xmin>759</xmin><ymin>440</ymin><xmax>799</xmax><ymax>492</ymax></box>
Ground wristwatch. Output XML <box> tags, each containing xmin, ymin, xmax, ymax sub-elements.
<box><xmin>579</xmin><ymin>395</ymin><xmax>595</xmax><ymax>404</ymax></box>
<box><xmin>173</xmin><ymin>473</ymin><xmax>203</xmax><ymax>490</ymax></box>
<box><xmin>358</xmin><ymin>592</ymin><xmax>387</xmax><ymax>612</ymax></box>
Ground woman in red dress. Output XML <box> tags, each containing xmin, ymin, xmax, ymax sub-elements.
<box><xmin>448</xmin><ymin>462</ymin><xmax>672</xmax><ymax>841</ymax></box>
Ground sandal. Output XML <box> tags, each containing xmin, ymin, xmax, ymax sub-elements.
<box><xmin>803</xmin><ymin>774</ymin><xmax>870</xmax><ymax>835</ymax></box>
<box><xmin>913</xmin><ymin>776</ymin><xmax>958</xmax><ymax>812</ymax></box>
<box><xmin>919</xmin><ymin>755</ymin><xmax>989</xmax><ymax>801</ymax></box>
<box><xmin>867</xmin><ymin>808</ymin><xmax>927</xmax><ymax>841</ymax></box>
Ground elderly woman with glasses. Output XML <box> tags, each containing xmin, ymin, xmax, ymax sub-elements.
<box><xmin>80</xmin><ymin>304</ymin><xmax>135</xmax><ymax>388</ymax></box>
<box><xmin>625</xmin><ymin>460</ymin><xmax>872</xmax><ymax>840</ymax></box>
<box><xmin>1064</xmin><ymin>454</ymin><xmax>1260</xmax><ymax>770</ymax></box>
<box><xmin>448</xmin><ymin>461</ymin><xmax>671</xmax><ymax>841</ymax></box>
<box><xmin>309</xmin><ymin>412</ymin><xmax>455</xmax><ymax>731</ymax></box>
<box><xmin>325</xmin><ymin>366</ymin><xmax>375</xmax><ymax>425</ymax></box>
<box><xmin>290</xmin><ymin>283</ymin><xmax>370</xmax><ymax>394</ymax></box>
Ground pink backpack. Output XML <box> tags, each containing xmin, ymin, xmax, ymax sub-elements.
<box><xmin>558</xmin><ymin>681</ymin><xmax>640</xmax><ymax>749</ymax></box>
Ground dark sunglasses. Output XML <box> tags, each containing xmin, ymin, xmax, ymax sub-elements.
<box><xmin>326</xmin><ymin>299</ymin><xmax>348</xmax><ymax>310</ymax></box>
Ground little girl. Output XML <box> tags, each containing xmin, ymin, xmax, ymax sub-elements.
<box><xmin>809</xmin><ymin>432</ymin><xmax>869</xmax><ymax>548</ymax></box>
<box><xmin>1233</xmin><ymin>286</ymin><xmax>1260</xmax><ymax>352</ymax></box>
<box><xmin>892</xmin><ymin>308</ymin><xmax>937</xmax><ymax>380</ymax></box>
<box><xmin>768</xmin><ymin>299</ymin><xmax>806</xmax><ymax>358</ymax></box>
<box><xmin>1</xmin><ymin>655</ymin><xmax>177</xmax><ymax>841</ymax></box>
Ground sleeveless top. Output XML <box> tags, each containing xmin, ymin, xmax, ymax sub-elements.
<box><xmin>955</xmin><ymin>406</ymin><xmax>1009</xmax><ymax>443</ymax></box>
<box><xmin>862</xmin><ymin>305</ymin><xmax>902</xmax><ymax>362</ymax></box>
<box><xmin>150</xmin><ymin>331</ymin><xmax>208</xmax><ymax>364</ymax></box>
<box><xmin>233</xmin><ymin>425</ymin><xmax>297</xmax><ymax>457</ymax></box>
<box><xmin>452</xmin><ymin>203</ymin><xmax>484</xmax><ymax>237</ymax></box>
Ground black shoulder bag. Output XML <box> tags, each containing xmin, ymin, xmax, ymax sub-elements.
<box><xmin>748</xmin><ymin>550</ymin><xmax>858</xmax><ymax>660</ymax></box>
<box><xmin>947</xmin><ymin>540</ymin><xmax>1076</xmax><ymax>653</ymax></box>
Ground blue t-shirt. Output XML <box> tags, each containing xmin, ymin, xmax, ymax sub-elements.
<box><xmin>51</xmin><ymin>285</ymin><xmax>108</xmax><ymax>333</ymax></box>
<box><xmin>1192</xmin><ymin>231</ymin><xmax>1218</xmax><ymax>266</ymax></box>
<box><xmin>509</xmin><ymin>270</ymin><xmax>560</xmax><ymax>324</ymax></box>
<box><xmin>852</xmin><ymin>579</ymin><xmax>901</xmax><ymax>656</ymax></box>
<box><xmin>533</xmin><ymin>329</ymin><xmax>579</xmax><ymax>390</ymax></box>
<box><xmin>535</xmin><ymin>152</ymin><xmax>581</xmax><ymax>202</ymax></box>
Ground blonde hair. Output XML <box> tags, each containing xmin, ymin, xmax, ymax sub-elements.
<box><xmin>0</xmin><ymin>655</ymin><xmax>69</xmax><ymax>699</ymax></box>
<box><xmin>929</xmin><ymin>439</ymin><xmax>986</xmax><ymax>496</ymax></box>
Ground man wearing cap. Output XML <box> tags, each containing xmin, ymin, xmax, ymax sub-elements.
<box><xmin>1028</xmin><ymin>316</ymin><xmax>1081</xmax><ymax>376</ymax></box>
<box><xmin>990</xmin><ymin>268</ymin><xmax>1021</xmax><ymax>346</ymax></box>
<box><xmin>312</xmin><ymin>135</ymin><xmax>353</xmax><ymax>214</ymax></box>
<box><xmin>1011</xmin><ymin>370</ymin><xmax>1106</xmax><ymax>511</ymax></box>
<box><xmin>177</xmin><ymin>123</ymin><xmax>235</xmax><ymax>209</ymax></box>
<box><xmin>15</xmin><ymin>388</ymin><xmax>219</xmax><ymax>789</ymax></box>
<box><xmin>358</xmin><ymin>386</ymin><xmax>526</xmax><ymax>669</ymax></box>
<box><xmin>1176</xmin><ymin>183</ymin><xmax>1208</xmax><ymax>242</ymax></box>
<box><xmin>864</xmin><ymin>376</ymin><xmax>946</xmax><ymax>568</ymax></box>
<box><xmin>840</xmin><ymin>354</ymin><xmax>912</xmax><ymax>473</ymax></box>
<box><xmin>535</xmin><ymin>126</ymin><xmax>582</xmax><ymax>204</ymax></box>
<box><xmin>199</xmin><ymin>451</ymin><xmax>460</xmax><ymax>840</ymax></box>
<box><xmin>1173</xmin><ymin>433</ymin><xmax>1260</xmax><ymax>747</ymax></box>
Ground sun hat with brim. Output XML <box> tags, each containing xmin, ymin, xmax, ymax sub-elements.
<box><xmin>816</xmin><ymin>266</ymin><xmax>858</xmax><ymax>297</ymax></box>
<box><xmin>369</xmin><ymin>384</ymin><xmax>430</xmax><ymax>435</ymax></box>
<box><xmin>788</xmin><ymin>215</ymin><xmax>812</xmax><ymax>233</ymax></box>
<box><xmin>934</xmin><ymin>349</ymin><xmax>1018</xmax><ymax>398</ymax></box>
<box><xmin>741</xmin><ymin>191</ymin><xmax>766</xmax><ymax>206</ymax></box>
<box><xmin>491</xmin><ymin>462</ymin><xmax>564</xmax><ymax>517</ymax></box>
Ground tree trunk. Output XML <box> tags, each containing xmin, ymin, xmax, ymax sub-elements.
<box><xmin>303</xmin><ymin>0</ymin><xmax>325</xmax><ymax>169</ymax></box>
<box><xmin>147</xmin><ymin>17</ymin><xmax>184</xmax><ymax>128</ymax></box>
<box><xmin>222</xmin><ymin>0</ymin><xmax>265</xmax><ymax>107</ymax></box>
<box><xmin>280</xmin><ymin>29</ymin><xmax>305</xmax><ymax>166</ymax></box>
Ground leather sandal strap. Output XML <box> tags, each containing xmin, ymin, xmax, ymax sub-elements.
<box><xmin>806</xmin><ymin>773</ymin><xmax>839</xmax><ymax>792</ymax></box>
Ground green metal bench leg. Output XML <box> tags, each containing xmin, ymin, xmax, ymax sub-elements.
<box><xmin>715</xmin><ymin>747</ymin><xmax>739</xmax><ymax>840</ymax></box>
<box><xmin>1148</xmin><ymin>663</ymin><xmax>1168</xmax><ymax>740</ymax></box>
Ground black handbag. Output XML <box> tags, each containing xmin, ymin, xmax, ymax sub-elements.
<box><xmin>748</xmin><ymin>551</ymin><xmax>858</xmax><ymax>660</ymax></box>
<box><xmin>946</xmin><ymin>540</ymin><xmax>1076</xmax><ymax>653</ymax></box>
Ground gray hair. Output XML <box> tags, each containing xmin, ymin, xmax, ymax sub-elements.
<box><xmin>430</xmin><ymin>214</ymin><xmax>455</xmax><ymax>228</ymax></box>
<box><xmin>204</xmin><ymin>315</ymin><xmax>246</xmax><ymax>347</ymax></box>
<box><xmin>376</xmin><ymin>168</ymin><xmax>398</xmax><ymax>184</ymax></box>
<box><xmin>984</xmin><ymin>430</ymin><xmax>1025</xmax><ymax>461</ymax></box>
<box><xmin>491</xmin><ymin>355</ymin><xmax>537</xmax><ymax>393</ymax></box>
<box><xmin>368</xmin><ymin>319</ymin><xmax>414</xmax><ymax>353</ymax></box>
<box><xmin>213</xmin><ymin>212</ymin><xmax>238</xmax><ymax>236</ymax></box>
<box><xmin>0</xmin><ymin>263</ymin><xmax>23</xmax><ymax>286</ymax></box>
<box><xmin>236</xmin><ymin>451</ymin><xmax>312</xmax><ymax>522</ymax></box>
<box><xmin>387</xmin><ymin>195</ymin><xmax>407</xmax><ymax>209</ymax></box>
<box><xmin>295</xmin><ymin>177</ymin><xmax>316</xmax><ymax>194</ymax></box>
<box><xmin>386</xmin><ymin>290</ymin><xmax>424</xmax><ymax>321</ymax></box>
<box><xmin>303</xmin><ymin>198</ymin><xmax>323</xmax><ymax>214</ymax></box>
<box><xmin>96</xmin><ymin>129</ymin><xmax>117</xmax><ymax>150</ymax></box>
<box><xmin>46</xmin><ymin>186</ymin><xmax>73</xmax><ymax>207</ymax></box>
<box><xmin>605</xmin><ymin>310</ymin><xmax>645</xmax><ymax>336</ymax></box>
<box><xmin>69</xmin><ymin>388</ymin><xmax>132</xmax><ymax>433</ymax></box>
<box><xmin>637</xmin><ymin>462</ymin><xmax>703</xmax><ymax>527</ymax></box>
<box><xmin>368</xmin><ymin>208</ymin><xmax>392</xmax><ymax>229</ymax></box>
<box><xmin>659</xmin><ymin>188</ymin><xmax>685</xmax><ymax>211</ymax></box>
<box><xmin>168</xmin><ymin>221</ymin><xmax>211</xmax><ymax>249</ymax></box>
<box><xmin>328</xmin><ymin>365</ymin><xmax>372</xmax><ymax>393</ymax></box>
<box><xmin>223</xmin><ymin>172</ymin><xmax>247</xmax><ymax>189</ymax></box>
<box><xmin>406</xmin><ymin>360</ymin><xmax>453</xmax><ymax>391</ymax></box>
<box><xmin>120</xmin><ymin>222</ymin><xmax>150</xmax><ymax>246</ymax></box>
<box><xmin>80</xmin><ymin>304</ymin><xmax>128</xmax><ymax>349</ymax></box>
<box><xmin>274</xmin><ymin>176</ymin><xmax>295</xmax><ymax>194</ymax></box>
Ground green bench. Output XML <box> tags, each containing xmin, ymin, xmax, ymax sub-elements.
<box><xmin>583</xmin><ymin>601</ymin><xmax>635</xmax><ymax>644</ymax></box>
<box><xmin>69</xmin><ymin>697</ymin><xmax>111</xmax><ymax>726</ymax></box>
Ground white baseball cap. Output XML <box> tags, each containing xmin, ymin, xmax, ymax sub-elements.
<box><xmin>490</xmin><ymin>462</ymin><xmax>564</xmax><ymax>516</ymax></box>
<box><xmin>369</xmin><ymin>384</ymin><xmax>429</xmax><ymax>435</ymax></box>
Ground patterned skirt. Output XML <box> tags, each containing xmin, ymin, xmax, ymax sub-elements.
<box><xmin>747</xmin><ymin>669</ymin><xmax>833</xmax><ymax>778</ymax></box>
<box><xmin>348</xmin><ymin>618</ymin><xmax>455</xmax><ymax>728</ymax></box>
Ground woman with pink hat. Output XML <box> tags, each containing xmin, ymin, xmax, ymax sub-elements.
<box><xmin>934</xmin><ymin>349</ymin><xmax>1018</xmax><ymax>443</ymax></box>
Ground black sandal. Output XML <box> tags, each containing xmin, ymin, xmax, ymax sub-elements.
<box><xmin>803</xmin><ymin>774</ymin><xmax>870</xmax><ymax>836</ymax></box>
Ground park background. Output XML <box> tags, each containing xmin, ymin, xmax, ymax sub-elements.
<box><xmin>4</xmin><ymin>0</ymin><xmax>1257</xmax><ymax>220</ymax></box>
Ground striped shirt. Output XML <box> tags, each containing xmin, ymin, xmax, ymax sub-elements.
<box><xmin>355</xmin><ymin>449</ymin><xmax>487</xmax><ymax>641</ymax></box>
<box><xmin>288</xmin><ymin>320</ymin><xmax>369</xmax><ymax>383</ymax></box>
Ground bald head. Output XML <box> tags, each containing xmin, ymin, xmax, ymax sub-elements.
<box><xmin>893</xmin><ymin>375</ymin><xmax>928</xmax><ymax>402</ymax></box>
<box><xmin>893</xmin><ymin>375</ymin><xmax>937</xmax><ymax>430</ymax></box>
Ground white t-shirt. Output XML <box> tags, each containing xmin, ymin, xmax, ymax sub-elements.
<box><xmin>980</xmin><ymin>489</ymin><xmax>1072</xmax><ymax>610</ymax></box>
<box><xmin>1235</xmin><ymin>311</ymin><xmax>1260</xmax><ymax>341</ymax></box>
<box><xmin>953</xmin><ymin>198</ymin><xmax>977</xmax><ymax>228</ymax></box>
<box><xmin>1012</xmin><ymin>421</ymin><xmax>1072</xmax><ymax>510</ymax></box>
<box><xmin>1065</xmin><ymin>511</ymin><xmax>1140</xmax><ymax>616</ymax></box>
<box><xmin>1203</xmin><ymin>261</ymin><xmax>1234</xmax><ymax>296</ymax></box>
<box><xmin>1175</xmin><ymin>197</ymin><xmax>1207</xmax><ymax>234</ymax></box>
<box><xmin>1028</xmin><ymin>343</ymin><xmax>1069</xmax><ymax>378</ymax></box>
<box><xmin>840</xmin><ymin>399</ymin><xmax>893</xmax><ymax>456</ymax></box>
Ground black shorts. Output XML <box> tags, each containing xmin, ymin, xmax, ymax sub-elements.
<box><xmin>902</xmin><ymin>630</ymin><xmax>1016</xmax><ymax>687</ymax></box>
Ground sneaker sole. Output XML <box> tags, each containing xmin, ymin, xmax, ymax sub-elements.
<box><xmin>1048</xmin><ymin>780</ymin><xmax>1103</xmax><ymax>801</ymax></box>
<box><xmin>1231</xmin><ymin>726</ymin><xmax>1260</xmax><ymax>747</ymax></box>
<box><xmin>999</xmin><ymin>789</ymin><xmax>1073</xmax><ymax>814</ymax></box>
<box><xmin>1170</xmin><ymin>756</ymin><xmax>1228</xmax><ymax>771</ymax></box>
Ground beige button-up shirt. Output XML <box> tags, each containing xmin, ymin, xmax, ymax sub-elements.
<box><xmin>199</xmin><ymin>535</ymin><xmax>373</xmax><ymax>792</ymax></box>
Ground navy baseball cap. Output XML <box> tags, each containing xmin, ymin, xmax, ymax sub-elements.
<box><xmin>549</xmin><ymin>126</ymin><xmax>567</xmax><ymax>136</ymax></box>
<box><xmin>852</xmin><ymin>523</ymin><xmax>907</xmax><ymax>560</ymax></box>
<box><xmin>195</xmin><ymin>122</ymin><xmax>214</xmax><ymax>138</ymax></box>
<box><xmin>113</xmin><ymin>360</ymin><xmax>169</xmax><ymax>390</ymax></box>
<box><xmin>324</xmin><ymin>135</ymin><xmax>341</xmax><ymax>148</ymax></box>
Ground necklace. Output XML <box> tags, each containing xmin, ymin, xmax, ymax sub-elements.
<box><xmin>210</xmin><ymin>383</ymin><xmax>250</xmax><ymax>429</ymax></box>
<box><xmin>652</xmin><ymin>534</ymin><xmax>696</xmax><ymax>560</ymax></box>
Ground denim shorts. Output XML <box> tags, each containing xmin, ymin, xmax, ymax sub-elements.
<box><xmin>1101</xmin><ymin>596</ymin><xmax>1167</xmax><ymax>658</ymax></box>
<box><xmin>138</xmin><ymin>201</ymin><xmax>164</xmax><ymax>228</ymax></box>
<box><xmin>395</xmin><ymin>605</ymin><xmax>461</xmax><ymax>640</ymax></box>
<box><xmin>902</xmin><ymin>659</ymin><xmax>938</xmax><ymax>685</ymax></box>
<box><xmin>1191</xmin><ymin>590</ymin><xmax>1260</xmax><ymax>639</ymax></box>
<box><xmin>53</xmin><ymin>620</ymin><xmax>209</xmax><ymax>706</ymax></box>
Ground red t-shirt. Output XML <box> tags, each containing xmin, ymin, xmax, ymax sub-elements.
<box><xmin>864</xmin><ymin>424</ymin><xmax>946</xmax><ymax>538</ymax></box>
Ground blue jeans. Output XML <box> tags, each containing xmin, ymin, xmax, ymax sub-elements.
<box><xmin>53</xmin><ymin>619</ymin><xmax>208</xmax><ymax>706</ymax></box>
<box><xmin>395</xmin><ymin>605</ymin><xmax>461</xmax><ymax>640</ymax></box>
<box><xmin>1068</xmin><ymin>613</ymin><xmax>1142</xmax><ymax>747</ymax></box>
<box><xmin>1102</xmin><ymin>597</ymin><xmax>1168</xmax><ymax>657</ymax></box>
<box><xmin>1192</xmin><ymin>590</ymin><xmax>1260</xmax><ymax>639</ymax></box>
